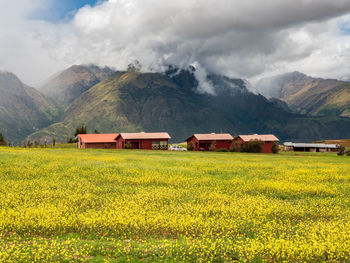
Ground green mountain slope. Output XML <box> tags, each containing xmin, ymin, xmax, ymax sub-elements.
<box><xmin>28</xmin><ymin>69</ymin><xmax>350</xmax><ymax>143</ymax></box>
<box><xmin>40</xmin><ymin>65</ymin><xmax>115</xmax><ymax>110</ymax></box>
<box><xmin>0</xmin><ymin>71</ymin><xmax>58</xmax><ymax>143</ymax></box>
<box><xmin>256</xmin><ymin>71</ymin><xmax>350</xmax><ymax>117</ymax></box>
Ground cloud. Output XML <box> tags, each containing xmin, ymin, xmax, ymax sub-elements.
<box><xmin>2</xmin><ymin>0</ymin><xmax>350</xmax><ymax>86</ymax></box>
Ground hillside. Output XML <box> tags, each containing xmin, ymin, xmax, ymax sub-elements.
<box><xmin>0</xmin><ymin>71</ymin><xmax>58</xmax><ymax>143</ymax></box>
<box><xmin>40</xmin><ymin>65</ymin><xmax>115</xmax><ymax>110</ymax></box>
<box><xmin>28</xmin><ymin>69</ymin><xmax>350</xmax><ymax>143</ymax></box>
<box><xmin>256</xmin><ymin>71</ymin><xmax>350</xmax><ymax>117</ymax></box>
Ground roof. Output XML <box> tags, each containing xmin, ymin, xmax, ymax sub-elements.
<box><xmin>116</xmin><ymin>132</ymin><xmax>171</xmax><ymax>140</ymax></box>
<box><xmin>187</xmin><ymin>133</ymin><xmax>233</xmax><ymax>141</ymax></box>
<box><xmin>237</xmin><ymin>134</ymin><xmax>279</xmax><ymax>142</ymax></box>
<box><xmin>77</xmin><ymin>133</ymin><xmax>119</xmax><ymax>143</ymax></box>
<box><xmin>284</xmin><ymin>142</ymin><xmax>338</xmax><ymax>149</ymax></box>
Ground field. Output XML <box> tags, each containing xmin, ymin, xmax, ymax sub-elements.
<box><xmin>0</xmin><ymin>147</ymin><xmax>350</xmax><ymax>262</ymax></box>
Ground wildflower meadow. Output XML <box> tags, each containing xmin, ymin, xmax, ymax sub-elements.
<box><xmin>0</xmin><ymin>147</ymin><xmax>349</xmax><ymax>262</ymax></box>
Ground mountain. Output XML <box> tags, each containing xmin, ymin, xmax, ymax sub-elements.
<box><xmin>0</xmin><ymin>71</ymin><xmax>58</xmax><ymax>143</ymax></box>
<box><xmin>40</xmin><ymin>65</ymin><xmax>115</xmax><ymax>110</ymax></box>
<box><xmin>256</xmin><ymin>71</ymin><xmax>350</xmax><ymax>117</ymax></box>
<box><xmin>27</xmin><ymin>69</ymin><xmax>350</xmax><ymax>143</ymax></box>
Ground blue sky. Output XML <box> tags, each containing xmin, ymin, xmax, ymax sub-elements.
<box><xmin>33</xmin><ymin>0</ymin><xmax>105</xmax><ymax>22</ymax></box>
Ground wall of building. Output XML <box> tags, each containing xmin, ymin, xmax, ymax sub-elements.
<box><xmin>116</xmin><ymin>138</ymin><xmax>168</xmax><ymax>150</ymax></box>
<box><xmin>232</xmin><ymin>138</ymin><xmax>275</xmax><ymax>153</ymax></box>
<box><xmin>187</xmin><ymin>138</ymin><xmax>232</xmax><ymax>151</ymax></box>
<box><xmin>85</xmin><ymin>142</ymin><xmax>116</xmax><ymax>149</ymax></box>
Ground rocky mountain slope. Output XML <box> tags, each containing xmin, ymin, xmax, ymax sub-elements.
<box><xmin>0</xmin><ymin>71</ymin><xmax>58</xmax><ymax>143</ymax></box>
<box><xmin>28</xmin><ymin>69</ymin><xmax>350</xmax><ymax>143</ymax></box>
<box><xmin>256</xmin><ymin>71</ymin><xmax>350</xmax><ymax>117</ymax></box>
<box><xmin>40</xmin><ymin>65</ymin><xmax>115</xmax><ymax>110</ymax></box>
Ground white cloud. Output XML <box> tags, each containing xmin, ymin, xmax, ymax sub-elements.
<box><xmin>1</xmin><ymin>0</ymin><xmax>350</xmax><ymax>86</ymax></box>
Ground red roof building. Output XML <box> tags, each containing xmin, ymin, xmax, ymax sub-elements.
<box><xmin>77</xmin><ymin>134</ymin><xmax>119</xmax><ymax>149</ymax></box>
<box><xmin>186</xmin><ymin>133</ymin><xmax>233</xmax><ymax>151</ymax></box>
<box><xmin>232</xmin><ymin>134</ymin><xmax>279</xmax><ymax>153</ymax></box>
<box><xmin>115</xmin><ymin>132</ymin><xmax>171</xmax><ymax>150</ymax></box>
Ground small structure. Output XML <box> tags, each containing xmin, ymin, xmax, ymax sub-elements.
<box><xmin>232</xmin><ymin>134</ymin><xmax>279</xmax><ymax>153</ymax></box>
<box><xmin>77</xmin><ymin>134</ymin><xmax>119</xmax><ymax>149</ymax></box>
<box><xmin>115</xmin><ymin>132</ymin><xmax>171</xmax><ymax>150</ymax></box>
<box><xmin>283</xmin><ymin>142</ymin><xmax>339</xmax><ymax>152</ymax></box>
<box><xmin>186</xmin><ymin>133</ymin><xmax>233</xmax><ymax>151</ymax></box>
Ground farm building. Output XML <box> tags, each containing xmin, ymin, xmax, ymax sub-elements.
<box><xmin>232</xmin><ymin>134</ymin><xmax>279</xmax><ymax>153</ymax></box>
<box><xmin>186</xmin><ymin>133</ymin><xmax>233</xmax><ymax>151</ymax></box>
<box><xmin>76</xmin><ymin>134</ymin><xmax>119</xmax><ymax>149</ymax></box>
<box><xmin>284</xmin><ymin>142</ymin><xmax>339</xmax><ymax>152</ymax></box>
<box><xmin>115</xmin><ymin>132</ymin><xmax>171</xmax><ymax>150</ymax></box>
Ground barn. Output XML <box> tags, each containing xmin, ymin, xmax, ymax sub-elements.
<box><xmin>186</xmin><ymin>133</ymin><xmax>233</xmax><ymax>151</ymax></box>
<box><xmin>232</xmin><ymin>134</ymin><xmax>279</xmax><ymax>153</ymax></box>
<box><xmin>284</xmin><ymin>142</ymin><xmax>339</xmax><ymax>152</ymax></box>
<box><xmin>115</xmin><ymin>132</ymin><xmax>171</xmax><ymax>150</ymax></box>
<box><xmin>76</xmin><ymin>134</ymin><xmax>119</xmax><ymax>149</ymax></box>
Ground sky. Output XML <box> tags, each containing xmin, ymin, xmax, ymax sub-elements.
<box><xmin>1</xmin><ymin>0</ymin><xmax>350</xmax><ymax>89</ymax></box>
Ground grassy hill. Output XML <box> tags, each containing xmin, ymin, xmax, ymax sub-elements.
<box><xmin>0</xmin><ymin>71</ymin><xmax>59</xmax><ymax>144</ymax></box>
<box><xmin>0</xmin><ymin>147</ymin><xmax>350</xmax><ymax>261</ymax></box>
<box><xmin>256</xmin><ymin>71</ymin><xmax>350</xmax><ymax>117</ymax></box>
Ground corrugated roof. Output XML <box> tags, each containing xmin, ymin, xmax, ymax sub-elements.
<box><xmin>77</xmin><ymin>133</ymin><xmax>119</xmax><ymax>143</ymax></box>
<box><xmin>284</xmin><ymin>142</ymin><xmax>338</xmax><ymax>148</ymax></box>
<box><xmin>238</xmin><ymin>134</ymin><xmax>279</xmax><ymax>142</ymax></box>
<box><xmin>117</xmin><ymin>132</ymin><xmax>171</xmax><ymax>140</ymax></box>
<box><xmin>187</xmin><ymin>133</ymin><xmax>233</xmax><ymax>141</ymax></box>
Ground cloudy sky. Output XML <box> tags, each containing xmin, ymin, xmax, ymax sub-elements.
<box><xmin>1</xmin><ymin>0</ymin><xmax>350</xmax><ymax>86</ymax></box>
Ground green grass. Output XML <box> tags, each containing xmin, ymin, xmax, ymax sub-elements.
<box><xmin>0</xmin><ymin>147</ymin><xmax>350</xmax><ymax>262</ymax></box>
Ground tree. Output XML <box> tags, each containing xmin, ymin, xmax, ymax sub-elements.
<box><xmin>271</xmin><ymin>142</ymin><xmax>280</xmax><ymax>154</ymax></box>
<box><xmin>0</xmin><ymin>133</ymin><xmax>6</xmax><ymax>146</ymax></box>
<box><xmin>209</xmin><ymin>141</ymin><xmax>216</xmax><ymax>151</ymax></box>
<box><xmin>74</xmin><ymin>124</ymin><xmax>87</xmax><ymax>137</ymax></box>
<box><xmin>246</xmin><ymin>140</ymin><xmax>263</xmax><ymax>153</ymax></box>
<box><xmin>187</xmin><ymin>141</ymin><xmax>194</xmax><ymax>151</ymax></box>
<box><xmin>52</xmin><ymin>138</ymin><xmax>56</xmax><ymax>147</ymax></box>
<box><xmin>124</xmin><ymin>141</ymin><xmax>132</xmax><ymax>149</ymax></box>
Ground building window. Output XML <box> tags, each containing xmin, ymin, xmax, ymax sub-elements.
<box><xmin>152</xmin><ymin>141</ymin><xmax>160</xmax><ymax>150</ymax></box>
<box><xmin>160</xmin><ymin>141</ymin><xmax>167</xmax><ymax>150</ymax></box>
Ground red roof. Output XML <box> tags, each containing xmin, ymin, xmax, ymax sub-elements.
<box><xmin>77</xmin><ymin>133</ymin><xmax>119</xmax><ymax>143</ymax></box>
<box><xmin>187</xmin><ymin>133</ymin><xmax>233</xmax><ymax>141</ymax></box>
<box><xmin>237</xmin><ymin>134</ymin><xmax>279</xmax><ymax>142</ymax></box>
<box><xmin>116</xmin><ymin>132</ymin><xmax>171</xmax><ymax>140</ymax></box>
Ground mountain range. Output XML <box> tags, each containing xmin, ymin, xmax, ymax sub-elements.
<box><xmin>2</xmin><ymin>66</ymin><xmax>350</xmax><ymax>144</ymax></box>
<box><xmin>256</xmin><ymin>71</ymin><xmax>350</xmax><ymax>117</ymax></box>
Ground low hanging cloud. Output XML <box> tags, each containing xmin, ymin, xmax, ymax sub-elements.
<box><xmin>2</xmin><ymin>0</ymin><xmax>350</xmax><ymax>88</ymax></box>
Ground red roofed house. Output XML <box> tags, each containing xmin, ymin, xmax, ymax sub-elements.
<box><xmin>186</xmin><ymin>133</ymin><xmax>234</xmax><ymax>151</ymax></box>
<box><xmin>115</xmin><ymin>132</ymin><xmax>171</xmax><ymax>150</ymax></box>
<box><xmin>232</xmin><ymin>134</ymin><xmax>279</xmax><ymax>153</ymax></box>
<box><xmin>77</xmin><ymin>134</ymin><xmax>119</xmax><ymax>149</ymax></box>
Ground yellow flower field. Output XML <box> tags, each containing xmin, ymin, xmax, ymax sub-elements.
<box><xmin>0</xmin><ymin>147</ymin><xmax>350</xmax><ymax>262</ymax></box>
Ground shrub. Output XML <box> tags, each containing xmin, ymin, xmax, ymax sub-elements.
<box><xmin>271</xmin><ymin>142</ymin><xmax>280</xmax><ymax>154</ymax></box>
<box><xmin>338</xmin><ymin>146</ymin><xmax>346</xmax><ymax>156</ymax></box>
<box><xmin>230</xmin><ymin>143</ymin><xmax>239</xmax><ymax>152</ymax></box>
<box><xmin>209</xmin><ymin>141</ymin><xmax>216</xmax><ymax>151</ymax></box>
<box><xmin>0</xmin><ymin>133</ymin><xmax>6</xmax><ymax>146</ymax></box>
<box><xmin>346</xmin><ymin>150</ymin><xmax>350</xmax><ymax>156</ymax></box>
<box><xmin>246</xmin><ymin>140</ymin><xmax>263</xmax><ymax>153</ymax></box>
<box><xmin>187</xmin><ymin>142</ymin><xmax>194</xmax><ymax>151</ymax></box>
<box><xmin>52</xmin><ymin>138</ymin><xmax>56</xmax><ymax>147</ymax></box>
<box><xmin>216</xmin><ymin>148</ymin><xmax>229</xmax><ymax>152</ymax></box>
<box><xmin>125</xmin><ymin>142</ymin><xmax>132</xmax><ymax>149</ymax></box>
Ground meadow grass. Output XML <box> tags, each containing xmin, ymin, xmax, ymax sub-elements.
<box><xmin>0</xmin><ymin>147</ymin><xmax>350</xmax><ymax>262</ymax></box>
